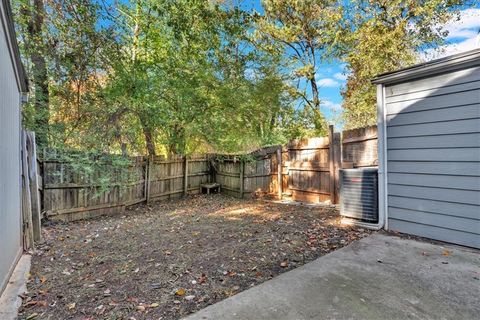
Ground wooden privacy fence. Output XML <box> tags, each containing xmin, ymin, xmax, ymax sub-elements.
<box><xmin>211</xmin><ymin>125</ymin><xmax>378</xmax><ymax>204</ymax></box>
<box><xmin>42</xmin><ymin>153</ymin><xmax>210</xmax><ymax>221</ymax></box>
<box><xmin>39</xmin><ymin>125</ymin><xmax>378</xmax><ymax>221</ymax></box>
<box><xmin>147</xmin><ymin>155</ymin><xmax>210</xmax><ymax>202</ymax></box>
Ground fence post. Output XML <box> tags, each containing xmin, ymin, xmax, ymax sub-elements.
<box><xmin>145</xmin><ymin>156</ymin><xmax>155</xmax><ymax>204</ymax></box>
<box><xmin>145</xmin><ymin>156</ymin><xmax>151</xmax><ymax>204</ymax></box>
<box><xmin>27</xmin><ymin>132</ymin><xmax>42</xmax><ymax>243</ymax></box>
<box><xmin>328</xmin><ymin>125</ymin><xmax>337</xmax><ymax>204</ymax></box>
<box><xmin>277</xmin><ymin>147</ymin><xmax>283</xmax><ymax>200</ymax></box>
<box><xmin>333</xmin><ymin>132</ymin><xmax>341</xmax><ymax>204</ymax></box>
<box><xmin>21</xmin><ymin>130</ymin><xmax>34</xmax><ymax>249</ymax></box>
<box><xmin>239</xmin><ymin>159</ymin><xmax>244</xmax><ymax>199</ymax></box>
<box><xmin>183</xmin><ymin>156</ymin><xmax>189</xmax><ymax>197</ymax></box>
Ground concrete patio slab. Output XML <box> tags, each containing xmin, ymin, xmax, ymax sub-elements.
<box><xmin>185</xmin><ymin>233</ymin><xmax>480</xmax><ymax>320</ymax></box>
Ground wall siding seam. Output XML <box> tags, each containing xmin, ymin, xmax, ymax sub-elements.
<box><xmin>387</xmin><ymin>171</ymin><xmax>480</xmax><ymax>178</ymax></box>
<box><xmin>387</xmin><ymin>182</ymin><xmax>480</xmax><ymax>192</ymax></box>
<box><xmin>386</xmin><ymin>87</ymin><xmax>480</xmax><ymax>105</ymax></box>
<box><xmin>386</xmin><ymin>192</ymin><xmax>480</xmax><ymax>206</ymax></box>
<box><xmin>388</xmin><ymin>217</ymin><xmax>480</xmax><ymax>236</ymax></box>
<box><xmin>386</xmin><ymin>79</ymin><xmax>480</xmax><ymax>99</ymax></box>
<box><xmin>388</xmin><ymin>205</ymin><xmax>480</xmax><ymax>222</ymax></box>
<box><xmin>386</xmin><ymin>84</ymin><xmax>480</xmax><ymax>103</ymax></box>
<box><xmin>386</xmin><ymin>100</ymin><xmax>480</xmax><ymax>116</ymax></box>
<box><xmin>387</xmin><ymin>117</ymin><xmax>480</xmax><ymax>128</ymax></box>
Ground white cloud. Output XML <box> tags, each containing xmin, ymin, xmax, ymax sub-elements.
<box><xmin>426</xmin><ymin>8</ymin><xmax>480</xmax><ymax>59</ymax></box>
<box><xmin>444</xmin><ymin>8</ymin><xmax>480</xmax><ymax>40</ymax></box>
<box><xmin>333</xmin><ymin>72</ymin><xmax>348</xmax><ymax>81</ymax></box>
<box><xmin>316</xmin><ymin>78</ymin><xmax>340</xmax><ymax>87</ymax></box>
<box><xmin>321</xmin><ymin>100</ymin><xmax>342</xmax><ymax>111</ymax></box>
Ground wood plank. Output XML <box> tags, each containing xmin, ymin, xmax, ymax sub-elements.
<box><xmin>183</xmin><ymin>157</ymin><xmax>188</xmax><ymax>196</ymax></box>
<box><xmin>239</xmin><ymin>160</ymin><xmax>244</xmax><ymax>198</ymax></box>
<box><xmin>328</xmin><ymin>125</ymin><xmax>335</xmax><ymax>204</ymax></box>
<box><xmin>333</xmin><ymin>132</ymin><xmax>341</xmax><ymax>204</ymax></box>
<box><xmin>277</xmin><ymin>147</ymin><xmax>282</xmax><ymax>199</ymax></box>
<box><xmin>21</xmin><ymin>131</ymin><xmax>34</xmax><ymax>250</ymax></box>
<box><xmin>288</xmin><ymin>186</ymin><xmax>330</xmax><ymax>195</ymax></box>
<box><xmin>26</xmin><ymin>132</ymin><xmax>42</xmax><ymax>242</ymax></box>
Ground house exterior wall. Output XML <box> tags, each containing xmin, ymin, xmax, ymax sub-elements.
<box><xmin>383</xmin><ymin>66</ymin><xmax>480</xmax><ymax>248</ymax></box>
<box><xmin>0</xmin><ymin>7</ymin><xmax>23</xmax><ymax>294</ymax></box>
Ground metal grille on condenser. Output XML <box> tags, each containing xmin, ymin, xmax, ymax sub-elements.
<box><xmin>340</xmin><ymin>168</ymin><xmax>378</xmax><ymax>223</ymax></box>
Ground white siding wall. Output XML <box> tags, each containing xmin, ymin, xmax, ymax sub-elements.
<box><xmin>385</xmin><ymin>67</ymin><xmax>480</xmax><ymax>248</ymax></box>
<box><xmin>0</xmin><ymin>17</ymin><xmax>22</xmax><ymax>292</ymax></box>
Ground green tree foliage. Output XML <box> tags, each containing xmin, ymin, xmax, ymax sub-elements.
<box><xmin>340</xmin><ymin>0</ymin><xmax>470</xmax><ymax>129</ymax></box>
<box><xmin>13</xmin><ymin>0</ymin><xmax>473</xmax><ymax>153</ymax></box>
<box><xmin>255</xmin><ymin>0</ymin><xmax>343</xmax><ymax>135</ymax></box>
<box><xmin>15</xmin><ymin>0</ymin><xmax>301</xmax><ymax>155</ymax></box>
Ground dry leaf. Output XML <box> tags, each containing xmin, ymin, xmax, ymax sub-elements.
<box><xmin>442</xmin><ymin>250</ymin><xmax>451</xmax><ymax>256</ymax></box>
<box><xmin>24</xmin><ymin>300</ymin><xmax>47</xmax><ymax>307</ymax></box>
<box><xmin>149</xmin><ymin>302</ymin><xmax>159</xmax><ymax>308</ymax></box>
<box><xmin>280</xmin><ymin>261</ymin><xmax>288</xmax><ymax>268</ymax></box>
<box><xmin>175</xmin><ymin>288</ymin><xmax>186</xmax><ymax>296</ymax></box>
<box><xmin>198</xmin><ymin>274</ymin><xmax>207</xmax><ymax>284</ymax></box>
<box><xmin>67</xmin><ymin>302</ymin><xmax>76</xmax><ymax>310</ymax></box>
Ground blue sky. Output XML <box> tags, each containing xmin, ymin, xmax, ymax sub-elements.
<box><xmin>239</xmin><ymin>1</ymin><xmax>480</xmax><ymax>124</ymax></box>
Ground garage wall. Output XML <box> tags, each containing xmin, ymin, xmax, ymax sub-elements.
<box><xmin>385</xmin><ymin>66</ymin><xmax>480</xmax><ymax>248</ymax></box>
<box><xmin>0</xmin><ymin>11</ymin><xmax>23</xmax><ymax>293</ymax></box>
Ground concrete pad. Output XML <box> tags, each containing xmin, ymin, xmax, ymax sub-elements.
<box><xmin>0</xmin><ymin>255</ymin><xmax>31</xmax><ymax>320</ymax></box>
<box><xmin>185</xmin><ymin>234</ymin><xmax>480</xmax><ymax>320</ymax></box>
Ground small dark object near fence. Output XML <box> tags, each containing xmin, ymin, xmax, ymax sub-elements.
<box><xmin>201</xmin><ymin>183</ymin><xmax>221</xmax><ymax>194</ymax></box>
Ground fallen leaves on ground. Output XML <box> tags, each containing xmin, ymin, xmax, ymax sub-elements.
<box><xmin>19</xmin><ymin>194</ymin><xmax>371</xmax><ymax>320</ymax></box>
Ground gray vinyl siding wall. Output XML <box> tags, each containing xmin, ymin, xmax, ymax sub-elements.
<box><xmin>0</xmin><ymin>12</ymin><xmax>22</xmax><ymax>293</ymax></box>
<box><xmin>384</xmin><ymin>66</ymin><xmax>480</xmax><ymax>249</ymax></box>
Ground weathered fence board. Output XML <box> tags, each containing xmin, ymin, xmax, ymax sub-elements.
<box><xmin>40</xmin><ymin>126</ymin><xmax>378</xmax><ymax>220</ymax></box>
<box><xmin>42</xmin><ymin>153</ymin><xmax>210</xmax><ymax>221</ymax></box>
<box><xmin>342</xmin><ymin>125</ymin><xmax>378</xmax><ymax>168</ymax></box>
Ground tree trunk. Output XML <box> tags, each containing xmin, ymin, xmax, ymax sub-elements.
<box><xmin>309</xmin><ymin>77</ymin><xmax>326</xmax><ymax>134</ymax></box>
<box><xmin>31</xmin><ymin>53</ymin><xmax>49</xmax><ymax>147</ymax></box>
<box><xmin>142</xmin><ymin>125</ymin><xmax>156</xmax><ymax>156</ymax></box>
<box><xmin>168</xmin><ymin>125</ymin><xmax>186</xmax><ymax>156</ymax></box>
<box><xmin>23</xmin><ymin>0</ymin><xmax>49</xmax><ymax>147</ymax></box>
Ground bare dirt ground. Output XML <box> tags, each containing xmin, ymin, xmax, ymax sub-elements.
<box><xmin>19</xmin><ymin>194</ymin><xmax>372</xmax><ymax>320</ymax></box>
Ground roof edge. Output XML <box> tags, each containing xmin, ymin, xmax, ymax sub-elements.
<box><xmin>372</xmin><ymin>48</ymin><xmax>480</xmax><ymax>85</ymax></box>
<box><xmin>1</xmin><ymin>0</ymin><xmax>28</xmax><ymax>93</ymax></box>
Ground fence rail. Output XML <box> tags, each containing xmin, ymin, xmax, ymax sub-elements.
<box><xmin>40</xmin><ymin>126</ymin><xmax>378</xmax><ymax>221</ymax></box>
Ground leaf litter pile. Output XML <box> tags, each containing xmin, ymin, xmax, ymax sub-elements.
<box><xmin>20</xmin><ymin>194</ymin><xmax>372</xmax><ymax>319</ymax></box>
